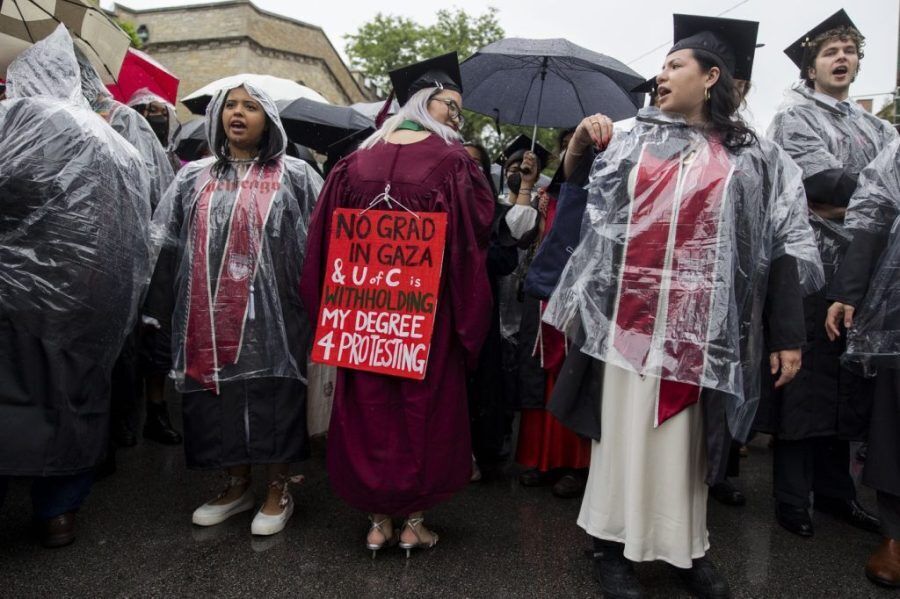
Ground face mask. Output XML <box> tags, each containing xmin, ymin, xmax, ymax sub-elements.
<box><xmin>506</xmin><ymin>173</ymin><xmax>522</xmax><ymax>195</ymax></box>
<box><xmin>147</xmin><ymin>114</ymin><xmax>168</xmax><ymax>146</ymax></box>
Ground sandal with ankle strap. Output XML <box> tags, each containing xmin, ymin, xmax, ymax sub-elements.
<box><xmin>366</xmin><ymin>516</ymin><xmax>399</xmax><ymax>558</ymax></box>
<box><xmin>399</xmin><ymin>517</ymin><xmax>439</xmax><ymax>558</ymax></box>
<box><xmin>250</xmin><ymin>474</ymin><xmax>304</xmax><ymax>536</ymax></box>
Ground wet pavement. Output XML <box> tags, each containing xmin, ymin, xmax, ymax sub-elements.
<box><xmin>0</xmin><ymin>424</ymin><xmax>893</xmax><ymax>598</ymax></box>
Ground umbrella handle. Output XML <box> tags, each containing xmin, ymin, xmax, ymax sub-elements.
<box><xmin>531</xmin><ymin>57</ymin><xmax>549</xmax><ymax>152</ymax></box>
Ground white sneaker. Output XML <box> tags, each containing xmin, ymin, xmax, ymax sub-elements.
<box><xmin>250</xmin><ymin>493</ymin><xmax>294</xmax><ymax>536</ymax></box>
<box><xmin>191</xmin><ymin>487</ymin><xmax>255</xmax><ymax>527</ymax></box>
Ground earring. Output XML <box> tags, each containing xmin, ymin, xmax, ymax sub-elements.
<box><xmin>704</xmin><ymin>87</ymin><xmax>711</xmax><ymax>102</ymax></box>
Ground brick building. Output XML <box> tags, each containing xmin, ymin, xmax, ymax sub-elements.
<box><xmin>113</xmin><ymin>0</ymin><xmax>376</xmax><ymax>119</ymax></box>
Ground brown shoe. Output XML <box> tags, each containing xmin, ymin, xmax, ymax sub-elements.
<box><xmin>866</xmin><ymin>538</ymin><xmax>900</xmax><ymax>587</ymax></box>
<box><xmin>41</xmin><ymin>512</ymin><xmax>76</xmax><ymax>548</ymax></box>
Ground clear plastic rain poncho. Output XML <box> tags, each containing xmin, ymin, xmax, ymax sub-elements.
<box><xmin>542</xmin><ymin>108</ymin><xmax>824</xmax><ymax>439</ymax></box>
<box><xmin>0</xmin><ymin>25</ymin><xmax>151</xmax><ymax>368</ymax></box>
<box><xmin>75</xmin><ymin>49</ymin><xmax>175</xmax><ymax>211</ymax></box>
<box><xmin>768</xmin><ymin>82</ymin><xmax>898</xmax><ymax>281</ymax></box>
<box><xmin>127</xmin><ymin>87</ymin><xmax>179</xmax><ymax>145</ymax></box>
<box><xmin>842</xmin><ymin>138</ymin><xmax>900</xmax><ymax>371</ymax></box>
<box><xmin>147</xmin><ymin>81</ymin><xmax>323</xmax><ymax>393</ymax></box>
<box><xmin>126</xmin><ymin>87</ymin><xmax>183</xmax><ymax>174</ymax></box>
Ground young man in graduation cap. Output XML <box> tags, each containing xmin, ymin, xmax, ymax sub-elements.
<box><xmin>761</xmin><ymin>9</ymin><xmax>897</xmax><ymax>540</ymax></box>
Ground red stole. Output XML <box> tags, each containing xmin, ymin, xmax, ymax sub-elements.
<box><xmin>611</xmin><ymin>141</ymin><xmax>733</xmax><ymax>425</ymax></box>
<box><xmin>184</xmin><ymin>160</ymin><xmax>284</xmax><ymax>392</ymax></box>
<box><xmin>534</xmin><ymin>196</ymin><xmax>567</xmax><ymax>371</ymax></box>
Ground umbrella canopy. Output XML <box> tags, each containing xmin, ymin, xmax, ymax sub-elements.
<box><xmin>350</xmin><ymin>99</ymin><xmax>398</xmax><ymax>121</ymax></box>
<box><xmin>107</xmin><ymin>47</ymin><xmax>178</xmax><ymax>105</ymax></box>
<box><xmin>0</xmin><ymin>0</ymin><xmax>130</xmax><ymax>83</ymax></box>
<box><xmin>173</xmin><ymin>117</ymin><xmax>206</xmax><ymax>162</ymax></box>
<box><xmin>277</xmin><ymin>98</ymin><xmax>374</xmax><ymax>153</ymax></box>
<box><xmin>461</xmin><ymin>38</ymin><xmax>645</xmax><ymax>129</ymax></box>
<box><xmin>181</xmin><ymin>74</ymin><xmax>329</xmax><ymax>115</ymax></box>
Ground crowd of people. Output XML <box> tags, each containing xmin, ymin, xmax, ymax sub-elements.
<box><xmin>0</xmin><ymin>8</ymin><xmax>899</xmax><ymax>598</ymax></box>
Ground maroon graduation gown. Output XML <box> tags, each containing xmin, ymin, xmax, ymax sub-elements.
<box><xmin>301</xmin><ymin>135</ymin><xmax>495</xmax><ymax>515</ymax></box>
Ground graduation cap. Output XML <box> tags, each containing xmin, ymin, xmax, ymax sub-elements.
<box><xmin>784</xmin><ymin>9</ymin><xmax>861</xmax><ymax>74</ymax></box>
<box><xmin>668</xmin><ymin>14</ymin><xmax>760</xmax><ymax>81</ymax></box>
<box><xmin>494</xmin><ymin>134</ymin><xmax>551</xmax><ymax>170</ymax></box>
<box><xmin>388</xmin><ymin>52</ymin><xmax>463</xmax><ymax>106</ymax></box>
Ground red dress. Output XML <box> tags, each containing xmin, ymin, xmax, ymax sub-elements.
<box><xmin>300</xmin><ymin>135</ymin><xmax>495</xmax><ymax>515</ymax></box>
<box><xmin>515</xmin><ymin>196</ymin><xmax>591</xmax><ymax>472</ymax></box>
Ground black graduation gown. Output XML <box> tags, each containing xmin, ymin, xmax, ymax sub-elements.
<box><xmin>752</xmin><ymin>225</ymin><xmax>874</xmax><ymax>441</ymax></box>
<box><xmin>468</xmin><ymin>203</ymin><xmax>519</xmax><ymax>463</ymax></box>
<box><xmin>0</xmin><ymin>95</ymin><xmax>150</xmax><ymax>475</ymax></box>
<box><xmin>145</xmin><ymin>158</ymin><xmax>319</xmax><ymax>470</ymax></box>
<box><xmin>828</xmin><ymin>231</ymin><xmax>900</xmax><ymax>496</ymax></box>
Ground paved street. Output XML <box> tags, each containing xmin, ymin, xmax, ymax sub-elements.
<box><xmin>0</xmin><ymin>416</ymin><xmax>893</xmax><ymax>598</ymax></box>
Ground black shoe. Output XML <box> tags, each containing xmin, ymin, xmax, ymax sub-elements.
<box><xmin>710</xmin><ymin>480</ymin><xmax>746</xmax><ymax>507</ymax></box>
<box><xmin>592</xmin><ymin>540</ymin><xmax>643</xmax><ymax>599</ymax></box>
<box><xmin>672</xmin><ymin>556</ymin><xmax>730</xmax><ymax>599</ymax></box>
<box><xmin>112</xmin><ymin>420</ymin><xmax>137</xmax><ymax>447</ymax></box>
<box><xmin>518</xmin><ymin>468</ymin><xmax>559</xmax><ymax>487</ymax></box>
<box><xmin>143</xmin><ymin>402</ymin><xmax>183</xmax><ymax>445</ymax></box>
<box><xmin>814</xmin><ymin>496</ymin><xmax>881</xmax><ymax>534</ymax></box>
<box><xmin>552</xmin><ymin>470</ymin><xmax>587</xmax><ymax>498</ymax></box>
<box><xmin>775</xmin><ymin>502</ymin><xmax>813</xmax><ymax>537</ymax></box>
<box><xmin>39</xmin><ymin>512</ymin><xmax>76</xmax><ymax>548</ymax></box>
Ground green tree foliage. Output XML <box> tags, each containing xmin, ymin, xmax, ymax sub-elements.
<box><xmin>115</xmin><ymin>19</ymin><xmax>142</xmax><ymax>49</ymax></box>
<box><xmin>345</xmin><ymin>8</ymin><xmax>563</xmax><ymax>168</ymax></box>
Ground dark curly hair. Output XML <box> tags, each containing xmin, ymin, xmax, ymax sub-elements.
<box><xmin>692</xmin><ymin>49</ymin><xmax>757</xmax><ymax>151</ymax></box>
<box><xmin>802</xmin><ymin>26</ymin><xmax>865</xmax><ymax>88</ymax></box>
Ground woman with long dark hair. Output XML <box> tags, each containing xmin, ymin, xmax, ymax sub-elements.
<box><xmin>541</xmin><ymin>15</ymin><xmax>823</xmax><ymax>597</ymax></box>
<box><xmin>145</xmin><ymin>82</ymin><xmax>322</xmax><ymax>536</ymax></box>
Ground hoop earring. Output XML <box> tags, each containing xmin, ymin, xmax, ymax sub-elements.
<box><xmin>704</xmin><ymin>87</ymin><xmax>711</xmax><ymax>102</ymax></box>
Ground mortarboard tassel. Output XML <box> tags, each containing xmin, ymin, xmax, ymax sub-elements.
<box><xmin>375</xmin><ymin>90</ymin><xmax>395</xmax><ymax>129</ymax></box>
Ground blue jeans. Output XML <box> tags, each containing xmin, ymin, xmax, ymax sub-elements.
<box><xmin>0</xmin><ymin>472</ymin><xmax>94</xmax><ymax>520</ymax></box>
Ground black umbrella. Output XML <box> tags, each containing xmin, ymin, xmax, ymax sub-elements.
<box><xmin>173</xmin><ymin>118</ymin><xmax>207</xmax><ymax>162</ymax></box>
<box><xmin>461</xmin><ymin>38</ymin><xmax>646</xmax><ymax>146</ymax></box>
<box><xmin>277</xmin><ymin>98</ymin><xmax>375</xmax><ymax>153</ymax></box>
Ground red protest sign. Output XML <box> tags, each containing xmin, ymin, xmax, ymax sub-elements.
<box><xmin>310</xmin><ymin>208</ymin><xmax>448</xmax><ymax>380</ymax></box>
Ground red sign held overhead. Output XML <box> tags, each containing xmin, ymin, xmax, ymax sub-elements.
<box><xmin>310</xmin><ymin>208</ymin><xmax>448</xmax><ymax>380</ymax></box>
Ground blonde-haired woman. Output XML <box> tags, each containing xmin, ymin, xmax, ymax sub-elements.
<box><xmin>301</xmin><ymin>52</ymin><xmax>495</xmax><ymax>556</ymax></box>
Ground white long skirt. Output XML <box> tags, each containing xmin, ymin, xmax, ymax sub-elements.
<box><xmin>577</xmin><ymin>364</ymin><xmax>709</xmax><ymax>568</ymax></box>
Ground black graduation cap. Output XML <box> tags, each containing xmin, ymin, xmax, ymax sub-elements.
<box><xmin>494</xmin><ymin>134</ymin><xmax>551</xmax><ymax>170</ymax></box>
<box><xmin>669</xmin><ymin>14</ymin><xmax>760</xmax><ymax>81</ymax></box>
<box><xmin>388</xmin><ymin>52</ymin><xmax>463</xmax><ymax>106</ymax></box>
<box><xmin>784</xmin><ymin>9</ymin><xmax>860</xmax><ymax>73</ymax></box>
